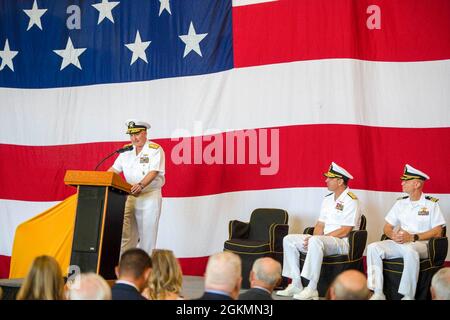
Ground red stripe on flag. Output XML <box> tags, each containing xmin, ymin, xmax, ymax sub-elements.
<box><xmin>1</xmin><ymin>124</ymin><xmax>449</xmax><ymax>201</ymax></box>
<box><xmin>233</xmin><ymin>0</ymin><xmax>450</xmax><ymax>66</ymax></box>
<box><xmin>0</xmin><ymin>255</ymin><xmax>207</xmax><ymax>279</ymax></box>
<box><xmin>178</xmin><ymin>256</ymin><xmax>209</xmax><ymax>277</ymax></box>
<box><xmin>0</xmin><ymin>255</ymin><xmax>11</xmax><ymax>279</ymax></box>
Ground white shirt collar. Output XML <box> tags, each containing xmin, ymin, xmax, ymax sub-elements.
<box><xmin>335</xmin><ymin>187</ymin><xmax>349</xmax><ymax>202</ymax></box>
<box><xmin>408</xmin><ymin>193</ymin><xmax>425</xmax><ymax>207</ymax></box>
<box><xmin>252</xmin><ymin>286</ymin><xmax>271</xmax><ymax>294</ymax></box>
<box><xmin>115</xmin><ymin>280</ymin><xmax>140</xmax><ymax>291</ymax></box>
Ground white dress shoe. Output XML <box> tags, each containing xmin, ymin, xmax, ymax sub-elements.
<box><xmin>369</xmin><ymin>292</ymin><xmax>386</xmax><ymax>300</ymax></box>
<box><xmin>276</xmin><ymin>284</ymin><xmax>303</xmax><ymax>297</ymax></box>
<box><xmin>293</xmin><ymin>287</ymin><xmax>319</xmax><ymax>300</ymax></box>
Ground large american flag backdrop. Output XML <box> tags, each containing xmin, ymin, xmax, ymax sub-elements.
<box><xmin>1</xmin><ymin>0</ymin><xmax>449</xmax><ymax>278</ymax></box>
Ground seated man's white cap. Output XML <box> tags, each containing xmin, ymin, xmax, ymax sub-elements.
<box><xmin>400</xmin><ymin>164</ymin><xmax>430</xmax><ymax>181</ymax></box>
<box><xmin>323</xmin><ymin>162</ymin><xmax>354</xmax><ymax>180</ymax></box>
<box><xmin>125</xmin><ymin>119</ymin><xmax>151</xmax><ymax>134</ymax></box>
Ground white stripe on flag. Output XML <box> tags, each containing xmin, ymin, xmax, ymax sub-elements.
<box><xmin>232</xmin><ymin>0</ymin><xmax>278</xmax><ymax>7</ymax></box>
<box><xmin>1</xmin><ymin>59</ymin><xmax>449</xmax><ymax>146</ymax></box>
<box><xmin>2</xmin><ymin>189</ymin><xmax>449</xmax><ymax>260</ymax></box>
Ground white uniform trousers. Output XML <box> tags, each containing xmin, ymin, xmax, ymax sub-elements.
<box><xmin>282</xmin><ymin>234</ymin><xmax>349</xmax><ymax>289</ymax></box>
<box><xmin>367</xmin><ymin>240</ymin><xmax>428</xmax><ymax>298</ymax></box>
<box><xmin>120</xmin><ymin>189</ymin><xmax>162</xmax><ymax>255</ymax></box>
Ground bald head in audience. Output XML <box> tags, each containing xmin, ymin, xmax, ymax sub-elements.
<box><xmin>328</xmin><ymin>270</ymin><xmax>370</xmax><ymax>300</ymax></box>
<box><xmin>67</xmin><ymin>273</ymin><xmax>111</xmax><ymax>300</ymax></box>
<box><xmin>204</xmin><ymin>252</ymin><xmax>242</xmax><ymax>300</ymax></box>
<box><xmin>431</xmin><ymin>267</ymin><xmax>450</xmax><ymax>300</ymax></box>
<box><xmin>251</xmin><ymin>257</ymin><xmax>281</xmax><ymax>292</ymax></box>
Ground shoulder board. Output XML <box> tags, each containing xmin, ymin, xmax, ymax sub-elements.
<box><xmin>325</xmin><ymin>192</ymin><xmax>333</xmax><ymax>197</ymax></box>
<box><xmin>425</xmin><ymin>196</ymin><xmax>439</xmax><ymax>202</ymax></box>
<box><xmin>148</xmin><ymin>143</ymin><xmax>160</xmax><ymax>149</ymax></box>
<box><xmin>397</xmin><ymin>196</ymin><xmax>409</xmax><ymax>201</ymax></box>
<box><xmin>123</xmin><ymin>143</ymin><xmax>133</xmax><ymax>148</ymax></box>
<box><xmin>347</xmin><ymin>192</ymin><xmax>357</xmax><ymax>200</ymax></box>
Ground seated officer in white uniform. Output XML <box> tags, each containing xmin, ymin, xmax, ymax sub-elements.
<box><xmin>277</xmin><ymin>162</ymin><xmax>361</xmax><ymax>300</ymax></box>
<box><xmin>367</xmin><ymin>164</ymin><xmax>446</xmax><ymax>300</ymax></box>
<box><xmin>108</xmin><ymin>119</ymin><xmax>165</xmax><ymax>254</ymax></box>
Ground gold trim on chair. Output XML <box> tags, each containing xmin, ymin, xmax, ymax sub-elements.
<box><xmin>225</xmin><ymin>242</ymin><xmax>270</xmax><ymax>248</ymax></box>
<box><xmin>300</xmin><ymin>256</ymin><xmax>363</xmax><ymax>265</ymax></box>
<box><xmin>225</xmin><ymin>249</ymin><xmax>284</xmax><ymax>255</ymax></box>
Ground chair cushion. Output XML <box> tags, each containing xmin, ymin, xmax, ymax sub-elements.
<box><xmin>224</xmin><ymin>239</ymin><xmax>270</xmax><ymax>254</ymax></box>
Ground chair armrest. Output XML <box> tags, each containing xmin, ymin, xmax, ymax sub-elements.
<box><xmin>270</xmin><ymin>224</ymin><xmax>289</xmax><ymax>252</ymax></box>
<box><xmin>228</xmin><ymin>220</ymin><xmax>250</xmax><ymax>239</ymax></box>
<box><xmin>428</xmin><ymin>237</ymin><xmax>448</xmax><ymax>266</ymax></box>
<box><xmin>303</xmin><ymin>227</ymin><xmax>314</xmax><ymax>235</ymax></box>
<box><xmin>348</xmin><ymin>230</ymin><xmax>368</xmax><ymax>260</ymax></box>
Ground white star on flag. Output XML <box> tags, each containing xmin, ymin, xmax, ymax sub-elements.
<box><xmin>23</xmin><ymin>0</ymin><xmax>47</xmax><ymax>31</ymax></box>
<box><xmin>0</xmin><ymin>39</ymin><xmax>19</xmax><ymax>72</ymax></box>
<box><xmin>125</xmin><ymin>30</ymin><xmax>151</xmax><ymax>65</ymax></box>
<box><xmin>159</xmin><ymin>0</ymin><xmax>172</xmax><ymax>16</ymax></box>
<box><xmin>92</xmin><ymin>0</ymin><xmax>120</xmax><ymax>25</ymax></box>
<box><xmin>179</xmin><ymin>21</ymin><xmax>208</xmax><ymax>58</ymax></box>
<box><xmin>53</xmin><ymin>37</ymin><xmax>87</xmax><ymax>71</ymax></box>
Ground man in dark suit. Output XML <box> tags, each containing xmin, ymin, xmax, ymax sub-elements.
<box><xmin>111</xmin><ymin>248</ymin><xmax>152</xmax><ymax>300</ymax></box>
<box><xmin>239</xmin><ymin>257</ymin><xmax>281</xmax><ymax>300</ymax></box>
<box><xmin>197</xmin><ymin>252</ymin><xmax>242</xmax><ymax>300</ymax></box>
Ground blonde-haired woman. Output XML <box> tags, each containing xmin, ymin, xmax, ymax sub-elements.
<box><xmin>144</xmin><ymin>249</ymin><xmax>184</xmax><ymax>300</ymax></box>
<box><xmin>16</xmin><ymin>255</ymin><xmax>65</xmax><ymax>300</ymax></box>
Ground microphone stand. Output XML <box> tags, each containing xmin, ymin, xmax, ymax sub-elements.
<box><xmin>94</xmin><ymin>150</ymin><xmax>119</xmax><ymax>171</ymax></box>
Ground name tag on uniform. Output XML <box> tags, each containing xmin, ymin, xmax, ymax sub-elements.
<box><xmin>418</xmin><ymin>207</ymin><xmax>429</xmax><ymax>216</ymax></box>
<box><xmin>140</xmin><ymin>156</ymin><xmax>149</xmax><ymax>163</ymax></box>
<box><xmin>335</xmin><ymin>202</ymin><xmax>344</xmax><ymax>211</ymax></box>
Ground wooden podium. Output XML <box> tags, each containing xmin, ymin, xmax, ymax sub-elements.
<box><xmin>64</xmin><ymin>170</ymin><xmax>131</xmax><ymax>280</ymax></box>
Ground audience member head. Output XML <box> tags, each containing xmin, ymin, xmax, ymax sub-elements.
<box><xmin>67</xmin><ymin>273</ymin><xmax>111</xmax><ymax>300</ymax></box>
<box><xmin>116</xmin><ymin>248</ymin><xmax>152</xmax><ymax>292</ymax></box>
<box><xmin>16</xmin><ymin>255</ymin><xmax>64</xmax><ymax>300</ymax></box>
<box><xmin>204</xmin><ymin>251</ymin><xmax>242</xmax><ymax>300</ymax></box>
<box><xmin>250</xmin><ymin>257</ymin><xmax>281</xmax><ymax>293</ymax></box>
<box><xmin>147</xmin><ymin>249</ymin><xmax>183</xmax><ymax>300</ymax></box>
<box><xmin>431</xmin><ymin>267</ymin><xmax>450</xmax><ymax>300</ymax></box>
<box><xmin>328</xmin><ymin>270</ymin><xmax>370</xmax><ymax>300</ymax></box>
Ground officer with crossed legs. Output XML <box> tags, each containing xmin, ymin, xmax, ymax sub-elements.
<box><xmin>277</xmin><ymin>162</ymin><xmax>361</xmax><ymax>300</ymax></box>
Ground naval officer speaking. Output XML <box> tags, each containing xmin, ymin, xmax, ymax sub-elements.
<box><xmin>108</xmin><ymin>119</ymin><xmax>166</xmax><ymax>254</ymax></box>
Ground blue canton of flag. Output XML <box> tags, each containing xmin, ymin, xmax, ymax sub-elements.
<box><xmin>0</xmin><ymin>0</ymin><xmax>233</xmax><ymax>88</ymax></box>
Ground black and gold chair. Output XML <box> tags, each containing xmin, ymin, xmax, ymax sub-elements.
<box><xmin>381</xmin><ymin>227</ymin><xmax>448</xmax><ymax>300</ymax></box>
<box><xmin>223</xmin><ymin>208</ymin><xmax>289</xmax><ymax>288</ymax></box>
<box><xmin>299</xmin><ymin>215</ymin><xmax>367</xmax><ymax>297</ymax></box>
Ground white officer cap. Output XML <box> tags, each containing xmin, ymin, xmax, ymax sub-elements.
<box><xmin>401</xmin><ymin>164</ymin><xmax>430</xmax><ymax>181</ymax></box>
<box><xmin>125</xmin><ymin>119</ymin><xmax>151</xmax><ymax>134</ymax></box>
<box><xmin>324</xmin><ymin>162</ymin><xmax>354</xmax><ymax>180</ymax></box>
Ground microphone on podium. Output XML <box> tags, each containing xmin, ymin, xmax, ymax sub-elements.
<box><xmin>116</xmin><ymin>144</ymin><xmax>133</xmax><ymax>153</ymax></box>
<box><xmin>94</xmin><ymin>144</ymin><xmax>133</xmax><ymax>170</ymax></box>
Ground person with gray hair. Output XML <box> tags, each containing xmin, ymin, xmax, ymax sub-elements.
<box><xmin>239</xmin><ymin>257</ymin><xmax>281</xmax><ymax>300</ymax></box>
<box><xmin>198</xmin><ymin>252</ymin><xmax>242</xmax><ymax>300</ymax></box>
<box><xmin>431</xmin><ymin>267</ymin><xmax>450</xmax><ymax>300</ymax></box>
<box><xmin>66</xmin><ymin>273</ymin><xmax>112</xmax><ymax>300</ymax></box>
<box><xmin>328</xmin><ymin>270</ymin><xmax>370</xmax><ymax>300</ymax></box>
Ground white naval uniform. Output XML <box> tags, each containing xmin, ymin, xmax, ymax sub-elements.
<box><xmin>112</xmin><ymin>141</ymin><xmax>165</xmax><ymax>254</ymax></box>
<box><xmin>282</xmin><ymin>188</ymin><xmax>361</xmax><ymax>289</ymax></box>
<box><xmin>367</xmin><ymin>194</ymin><xmax>446</xmax><ymax>298</ymax></box>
